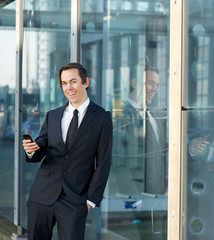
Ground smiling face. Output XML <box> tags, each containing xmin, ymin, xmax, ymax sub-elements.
<box><xmin>130</xmin><ymin>70</ymin><xmax>159</xmax><ymax>107</ymax></box>
<box><xmin>61</xmin><ymin>68</ymin><xmax>90</xmax><ymax>108</ymax></box>
<box><xmin>145</xmin><ymin>70</ymin><xmax>159</xmax><ymax>105</ymax></box>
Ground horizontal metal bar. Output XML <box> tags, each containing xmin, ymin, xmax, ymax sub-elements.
<box><xmin>182</xmin><ymin>106</ymin><xmax>214</xmax><ymax>111</ymax></box>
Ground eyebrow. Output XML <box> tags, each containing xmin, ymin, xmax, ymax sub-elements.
<box><xmin>62</xmin><ymin>78</ymin><xmax>78</xmax><ymax>82</ymax></box>
<box><xmin>147</xmin><ymin>80</ymin><xmax>158</xmax><ymax>83</ymax></box>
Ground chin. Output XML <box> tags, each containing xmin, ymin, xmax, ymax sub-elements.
<box><xmin>68</xmin><ymin>97</ymin><xmax>77</xmax><ymax>103</ymax></box>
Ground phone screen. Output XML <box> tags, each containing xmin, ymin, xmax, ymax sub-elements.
<box><xmin>22</xmin><ymin>134</ymin><xmax>34</xmax><ymax>142</ymax></box>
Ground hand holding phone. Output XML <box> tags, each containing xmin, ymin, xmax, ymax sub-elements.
<box><xmin>199</xmin><ymin>135</ymin><xmax>210</xmax><ymax>145</ymax></box>
<box><xmin>22</xmin><ymin>134</ymin><xmax>39</xmax><ymax>154</ymax></box>
<box><xmin>190</xmin><ymin>135</ymin><xmax>210</xmax><ymax>156</ymax></box>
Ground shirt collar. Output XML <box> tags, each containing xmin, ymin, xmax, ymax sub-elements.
<box><xmin>128</xmin><ymin>98</ymin><xmax>144</xmax><ymax>111</ymax></box>
<box><xmin>68</xmin><ymin>98</ymin><xmax>90</xmax><ymax>114</ymax></box>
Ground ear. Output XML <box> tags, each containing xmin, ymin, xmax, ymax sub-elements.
<box><xmin>131</xmin><ymin>78</ymin><xmax>136</xmax><ymax>89</ymax></box>
<box><xmin>84</xmin><ymin>77</ymin><xmax>90</xmax><ymax>89</ymax></box>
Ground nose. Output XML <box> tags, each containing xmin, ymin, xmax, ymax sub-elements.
<box><xmin>67</xmin><ymin>82</ymin><xmax>73</xmax><ymax>89</ymax></box>
<box><xmin>152</xmin><ymin>84</ymin><xmax>158</xmax><ymax>92</ymax></box>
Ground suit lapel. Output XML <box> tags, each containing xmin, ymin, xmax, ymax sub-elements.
<box><xmin>56</xmin><ymin>103</ymin><xmax>69</xmax><ymax>152</ymax></box>
<box><xmin>146</xmin><ymin>110</ymin><xmax>164</xmax><ymax>146</ymax></box>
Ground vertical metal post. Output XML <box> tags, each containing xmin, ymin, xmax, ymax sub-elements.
<box><xmin>14</xmin><ymin>0</ymin><xmax>23</xmax><ymax>235</ymax></box>
<box><xmin>181</xmin><ymin>1</ymin><xmax>188</xmax><ymax>239</ymax></box>
<box><xmin>168</xmin><ymin>0</ymin><xmax>185</xmax><ymax>239</ymax></box>
<box><xmin>71</xmin><ymin>0</ymin><xmax>81</xmax><ymax>62</ymax></box>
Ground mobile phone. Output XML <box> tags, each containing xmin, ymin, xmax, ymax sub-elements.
<box><xmin>200</xmin><ymin>135</ymin><xmax>210</xmax><ymax>144</ymax></box>
<box><xmin>22</xmin><ymin>134</ymin><xmax>35</xmax><ymax>142</ymax></box>
<box><xmin>197</xmin><ymin>135</ymin><xmax>210</xmax><ymax>147</ymax></box>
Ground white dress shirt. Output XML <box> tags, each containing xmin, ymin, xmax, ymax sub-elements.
<box><xmin>61</xmin><ymin>98</ymin><xmax>90</xmax><ymax>143</ymax></box>
<box><xmin>128</xmin><ymin>98</ymin><xmax>160</xmax><ymax>143</ymax></box>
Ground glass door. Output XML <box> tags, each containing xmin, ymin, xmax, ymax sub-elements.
<box><xmin>183</xmin><ymin>0</ymin><xmax>214</xmax><ymax>239</ymax></box>
<box><xmin>81</xmin><ymin>1</ymin><xmax>170</xmax><ymax>239</ymax></box>
<box><xmin>0</xmin><ymin>0</ymin><xmax>16</xmax><ymax>223</ymax></box>
<box><xmin>21</xmin><ymin>0</ymin><xmax>71</xmax><ymax>229</ymax></box>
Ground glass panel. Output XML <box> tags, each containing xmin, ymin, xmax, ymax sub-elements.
<box><xmin>184</xmin><ymin>1</ymin><xmax>214</xmax><ymax>239</ymax></box>
<box><xmin>185</xmin><ymin>110</ymin><xmax>214</xmax><ymax>240</ymax></box>
<box><xmin>186</xmin><ymin>0</ymin><xmax>214</xmax><ymax>108</ymax></box>
<box><xmin>0</xmin><ymin>1</ymin><xmax>16</xmax><ymax>223</ymax></box>
<box><xmin>21</xmin><ymin>0</ymin><xmax>71</xmax><ymax>229</ymax></box>
<box><xmin>81</xmin><ymin>0</ymin><xmax>170</xmax><ymax>239</ymax></box>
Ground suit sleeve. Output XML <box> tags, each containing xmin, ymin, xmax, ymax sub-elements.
<box><xmin>87</xmin><ymin>111</ymin><xmax>112</xmax><ymax>206</ymax></box>
<box><xmin>26</xmin><ymin>112</ymin><xmax>49</xmax><ymax>163</ymax></box>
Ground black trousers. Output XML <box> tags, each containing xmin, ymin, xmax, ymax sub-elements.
<box><xmin>27</xmin><ymin>192</ymin><xmax>88</xmax><ymax>240</ymax></box>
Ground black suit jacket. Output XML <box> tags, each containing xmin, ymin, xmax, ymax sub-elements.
<box><xmin>145</xmin><ymin>110</ymin><xmax>166</xmax><ymax>194</ymax></box>
<box><xmin>27</xmin><ymin>101</ymin><xmax>112</xmax><ymax>207</ymax></box>
<box><xmin>113</xmin><ymin>103</ymin><xmax>167</xmax><ymax>194</ymax></box>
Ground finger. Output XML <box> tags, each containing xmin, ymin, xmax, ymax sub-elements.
<box><xmin>25</xmin><ymin>147</ymin><xmax>40</xmax><ymax>154</ymax></box>
<box><xmin>23</xmin><ymin>143</ymin><xmax>40</xmax><ymax>151</ymax></box>
<box><xmin>87</xmin><ymin>204</ymin><xmax>92</xmax><ymax>212</ymax></box>
<box><xmin>23</xmin><ymin>139</ymin><xmax>32</xmax><ymax>144</ymax></box>
<box><xmin>197</xmin><ymin>146</ymin><xmax>204</xmax><ymax>151</ymax></box>
<box><xmin>23</xmin><ymin>141</ymin><xmax>37</xmax><ymax>147</ymax></box>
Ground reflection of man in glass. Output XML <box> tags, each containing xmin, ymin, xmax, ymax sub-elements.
<box><xmin>130</xmin><ymin>67</ymin><xmax>159</xmax><ymax>105</ymax></box>
<box><xmin>115</xmin><ymin>65</ymin><xmax>166</xmax><ymax>195</ymax></box>
<box><xmin>130</xmin><ymin>65</ymin><xmax>166</xmax><ymax>194</ymax></box>
<box><xmin>189</xmin><ymin>136</ymin><xmax>210</xmax><ymax>156</ymax></box>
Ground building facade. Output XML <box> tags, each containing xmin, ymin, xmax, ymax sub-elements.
<box><xmin>0</xmin><ymin>0</ymin><xmax>214</xmax><ymax>239</ymax></box>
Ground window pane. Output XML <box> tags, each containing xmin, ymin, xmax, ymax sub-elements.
<box><xmin>0</xmin><ymin>1</ymin><xmax>16</xmax><ymax>223</ymax></box>
<box><xmin>184</xmin><ymin>1</ymin><xmax>214</xmax><ymax>239</ymax></box>
<box><xmin>185</xmin><ymin>110</ymin><xmax>214</xmax><ymax>239</ymax></box>
<box><xmin>186</xmin><ymin>1</ymin><xmax>214</xmax><ymax>107</ymax></box>
<box><xmin>81</xmin><ymin>1</ymin><xmax>170</xmax><ymax>239</ymax></box>
<box><xmin>21</xmin><ymin>0</ymin><xmax>71</xmax><ymax>229</ymax></box>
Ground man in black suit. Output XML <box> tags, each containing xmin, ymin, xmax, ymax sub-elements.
<box><xmin>113</xmin><ymin>65</ymin><xmax>166</xmax><ymax>195</ymax></box>
<box><xmin>23</xmin><ymin>63</ymin><xmax>112</xmax><ymax>240</ymax></box>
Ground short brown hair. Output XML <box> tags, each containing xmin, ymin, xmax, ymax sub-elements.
<box><xmin>58</xmin><ymin>62</ymin><xmax>89</xmax><ymax>88</ymax></box>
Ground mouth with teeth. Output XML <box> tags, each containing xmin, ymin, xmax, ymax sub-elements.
<box><xmin>68</xmin><ymin>92</ymin><xmax>76</xmax><ymax>96</ymax></box>
<box><xmin>147</xmin><ymin>93</ymin><xmax>154</xmax><ymax>98</ymax></box>
<box><xmin>146</xmin><ymin>93</ymin><xmax>155</xmax><ymax>103</ymax></box>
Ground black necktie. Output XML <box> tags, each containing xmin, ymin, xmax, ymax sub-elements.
<box><xmin>65</xmin><ymin>109</ymin><xmax>78</xmax><ymax>149</ymax></box>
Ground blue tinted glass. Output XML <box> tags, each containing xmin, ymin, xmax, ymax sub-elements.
<box><xmin>187</xmin><ymin>1</ymin><xmax>214</xmax><ymax>108</ymax></box>
<box><xmin>185</xmin><ymin>1</ymin><xmax>214</xmax><ymax>239</ymax></box>
<box><xmin>185</xmin><ymin>110</ymin><xmax>214</xmax><ymax>239</ymax></box>
<box><xmin>0</xmin><ymin>2</ymin><xmax>16</xmax><ymax>224</ymax></box>
<box><xmin>20</xmin><ymin>0</ymin><xmax>71</xmax><ymax>228</ymax></box>
<box><xmin>82</xmin><ymin>0</ymin><xmax>170</xmax><ymax>239</ymax></box>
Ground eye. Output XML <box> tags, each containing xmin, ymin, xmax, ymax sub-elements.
<box><xmin>147</xmin><ymin>81</ymin><xmax>154</xmax><ymax>86</ymax></box>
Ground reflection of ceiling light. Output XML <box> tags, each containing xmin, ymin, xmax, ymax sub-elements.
<box><xmin>136</xmin><ymin>2</ymin><xmax>148</xmax><ymax>11</ymax></box>
<box><xmin>88</xmin><ymin>0</ymin><xmax>96</xmax><ymax>6</ymax></box>
<box><xmin>103</xmin><ymin>16</ymin><xmax>112</xmax><ymax>21</ymax></box>
<box><xmin>157</xmin><ymin>3</ymin><xmax>166</xmax><ymax>15</ymax></box>
<box><xmin>86</xmin><ymin>22</ymin><xmax>95</xmax><ymax>30</ymax></box>
<box><xmin>122</xmin><ymin>1</ymin><xmax>132</xmax><ymax>11</ymax></box>
<box><xmin>193</xmin><ymin>24</ymin><xmax>205</xmax><ymax>36</ymax></box>
<box><xmin>41</xmin><ymin>22</ymin><xmax>58</xmax><ymax>27</ymax></box>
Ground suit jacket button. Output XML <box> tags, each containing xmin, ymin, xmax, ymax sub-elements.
<box><xmin>62</xmin><ymin>172</ymin><xmax>66</xmax><ymax>176</ymax></box>
<box><xmin>65</xmin><ymin>155</ymin><xmax>69</xmax><ymax>159</ymax></box>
